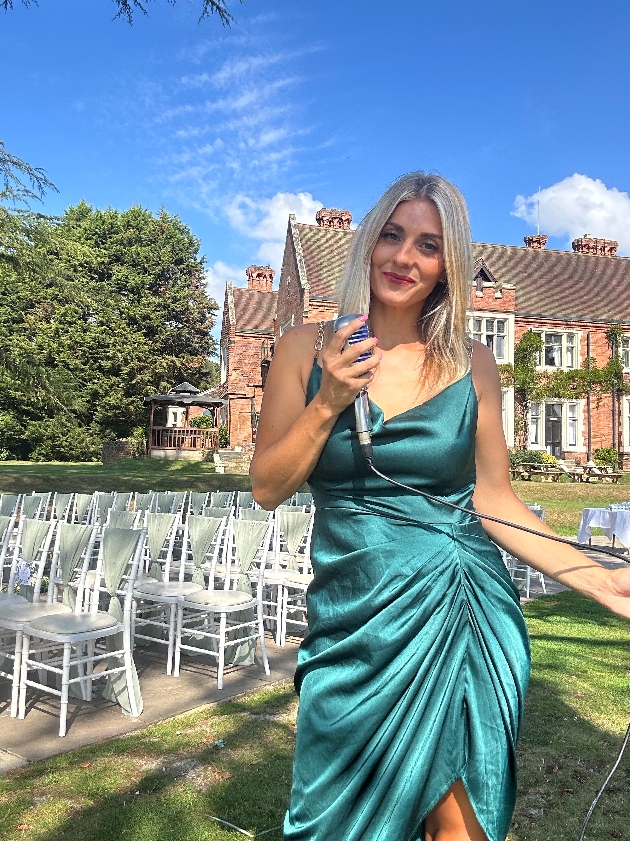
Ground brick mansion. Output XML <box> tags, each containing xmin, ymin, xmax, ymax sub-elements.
<box><xmin>213</xmin><ymin>207</ymin><xmax>630</xmax><ymax>466</ymax></box>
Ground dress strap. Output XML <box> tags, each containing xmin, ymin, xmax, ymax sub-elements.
<box><xmin>314</xmin><ymin>320</ymin><xmax>326</xmax><ymax>361</ymax></box>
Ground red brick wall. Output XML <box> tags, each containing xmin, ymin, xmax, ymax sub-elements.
<box><xmin>515</xmin><ymin>316</ymin><xmax>630</xmax><ymax>461</ymax></box>
<box><xmin>469</xmin><ymin>287</ymin><xmax>516</xmax><ymax>312</ymax></box>
<box><xmin>275</xmin><ymin>236</ymin><xmax>305</xmax><ymax>339</ymax></box>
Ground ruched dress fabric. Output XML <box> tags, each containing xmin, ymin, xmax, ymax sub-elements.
<box><xmin>283</xmin><ymin>363</ymin><xmax>530</xmax><ymax>841</ymax></box>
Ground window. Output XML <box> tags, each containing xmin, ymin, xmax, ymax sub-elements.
<box><xmin>529</xmin><ymin>402</ymin><xmax>541</xmax><ymax>445</ymax></box>
<box><xmin>280</xmin><ymin>316</ymin><xmax>294</xmax><ymax>336</ymax></box>
<box><xmin>622</xmin><ymin>337</ymin><xmax>630</xmax><ymax>371</ymax></box>
<box><xmin>536</xmin><ymin>331</ymin><xmax>578</xmax><ymax>369</ymax></box>
<box><xmin>567</xmin><ymin>403</ymin><xmax>578</xmax><ymax>447</ymax></box>
<box><xmin>469</xmin><ymin>316</ymin><xmax>507</xmax><ymax>360</ymax></box>
<box><xmin>528</xmin><ymin>400</ymin><xmax>583</xmax><ymax>453</ymax></box>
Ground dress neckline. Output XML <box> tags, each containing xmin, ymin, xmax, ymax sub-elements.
<box><xmin>311</xmin><ymin>361</ymin><xmax>472</xmax><ymax>425</ymax></box>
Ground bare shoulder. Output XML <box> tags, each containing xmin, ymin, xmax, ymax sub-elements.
<box><xmin>270</xmin><ymin>322</ymin><xmax>323</xmax><ymax>391</ymax></box>
<box><xmin>470</xmin><ymin>340</ymin><xmax>501</xmax><ymax>401</ymax></box>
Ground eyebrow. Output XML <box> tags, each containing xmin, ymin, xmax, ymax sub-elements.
<box><xmin>383</xmin><ymin>221</ymin><xmax>443</xmax><ymax>239</ymax></box>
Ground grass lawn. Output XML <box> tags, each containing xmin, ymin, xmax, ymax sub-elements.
<box><xmin>512</xmin><ymin>479</ymin><xmax>630</xmax><ymax>535</ymax></box>
<box><xmin>0</xmin><ymin>592</ymin><xmax>628</xmax><ymax>841</ymax></box>
<box><xmin>0</xmin><ymin>461</ymin><xmax>252</xmax><ymax>495</ymax></box>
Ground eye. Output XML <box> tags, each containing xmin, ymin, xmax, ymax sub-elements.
<box><xmin>420</xmin><ymin>241</ymin><xmax>440</xmax><ymax>252</ymax></box>
<box><xmin>381</xmin><ymin>229</ymin><xmax>399</xmax><ymax>241</ymax></box>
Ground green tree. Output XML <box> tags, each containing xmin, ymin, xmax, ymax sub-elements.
<box><xmin>0</xmin><ymin>140</ymin><xmax>57</xmax><ymax>209</ymax></box>
<box><xmin>0</xmin><ymin>202</ymin><xmax>218</xmax><ymax>460</ymax></box>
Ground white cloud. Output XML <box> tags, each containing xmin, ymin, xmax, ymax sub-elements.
<box><xmin>224</xmin><ymin>191</ymin><xmax>323</xmax><ymax>271</ymax></box>
<box><xmin>512</xmin><ymin>174</ymin><xmax>630</xmax><ymax>253</ymax></box>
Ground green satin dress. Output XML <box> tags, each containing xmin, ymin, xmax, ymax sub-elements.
<box><xmin>283</xmin><ymin>362</ymin><xmax>530</xmax><ymax>841</ymax></box>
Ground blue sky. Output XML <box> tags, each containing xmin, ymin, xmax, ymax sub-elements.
<box><xmin>3</xmin><ymin>0</ymin><xmax>630</xmax><ymax>337</ymax></box>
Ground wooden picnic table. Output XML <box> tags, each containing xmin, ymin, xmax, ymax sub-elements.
<box><xmin>512</xmin><ymin>463</ymin><xmax>563</xmax><ymax>482</ymax></box>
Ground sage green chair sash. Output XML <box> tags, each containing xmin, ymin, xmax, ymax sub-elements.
<box><xmin>154</xmin><ymin>493</ymin><xmax>175</xmax><ymax>514</ymax></box>
<box><xmin>134</xmin><ymin>492</ymin><xmax>155</xmax><ymax>512</ymax></box>
<box><xmin>58</xmin><ymin>522</ymin><xmax>94</xmax><ymax>608</ymax></box>
<box><xmin>210</xmin><ymin>492</ymin><xmax>231</xmax><ymax>508</ymax></box>
<box><xmin>279</xmin><ymin>511</ymin><xmax>312</xmax><ymax>570</ymax></box>
<box><xmin>202</xmin><ymin>506</ymin><xmax>231</xmax><ymax>519</ymax></box>
<box><xmin>53</xmin><ymin>493</ymin><xmax>73</xmax><ymax>521</ymax></box>
<box><xmin>96</xmin><ymin>493</ymin><xmax>115</xmax><ymax>525</ymax></box>
<box><xmin>22</xmin><ymin>518</ymin><xmax>51</xmax><ymax>564</ymax></box>
<box><xmin>239</xmin><ymin>509</ymin><xmax>270</xmax><ymax>522</ymax></box>
<box><xmin>0</xmin><ymin>495</ymin><xmax>19</xmax><ymax>517</ymax></box>
<box><xmin>237</xmin><ymin>491</ymin><xmax>254</xmax><ymax>509</ymax></box>
<box><xmin>114</xmin><ymin>492</ymin><xmax>132</xmax><ymax>511</ymax></box>
<box><xmin>146</xmin><ymin>513</ymin><xmax>177</xmax><ymax>580</ymax></box>
<box><xmin>225</xmin><ymin>519</ymin><xmax>269</xmax><ymax>665</ymax></box>
<box><xmin>74</xmin><ymin>494</ymin><xmax>92</xmax><ymax>524</ymax></box>
<box><xmin>187</xmin><ymin>517</ymin><xmax>222</xmax><ymax>585</ymax></box>
<box><xmin>0</xmin><ymin>515</ymin><xmax>11</xmax><ymax>543</ymax></box>
<box><xmin>188</xmin><ymin>492</ymin><xmax>208</xmax><ymax>516</ymax></box>
<box><xmin>101</xmin><ymin>528</ymin><xmax>144</xmax><ymax>716</ymax></box>
<box><xmin>108</xmin><ymin>510</ymin><xmax>137</xmax><ymax>530</ymax></box>
<box><xmin>22</xmin><ymin>495</ymin><xmax>43</xmax><ymax>520</ymax></box>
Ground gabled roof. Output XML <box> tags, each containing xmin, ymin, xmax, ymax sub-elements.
<box><xmin>473</xmin><ymin>243</ymin><xmax>630</xmax><ymax>322</ymax></box>
<box><xmin>282</xmin><ymin>222</ymin><xmax>630</xmax><ymax>322</ymax></box>
<box><xmin>227</xmin><ymin>284</ymin><xmax>277</xmax><ymax>333</ymax></box>
<box><xmin>296</xmin><ymin>222</ymin><xmax>352</xmax><ymax>299</ymax></box>
<box><xmin>170</xmin><ymin>382</ymin><xmax>200</xmax><ymax>394</ymax></box>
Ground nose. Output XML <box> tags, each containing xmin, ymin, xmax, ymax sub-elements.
<box><xmin>392</xmin><ymin>236</ymin><xmax>415</xmax><ymax>268</ymax></box>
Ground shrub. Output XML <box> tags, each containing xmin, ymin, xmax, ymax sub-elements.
<box><xmin>25</xmin><ymin>417</ymin><xmax>101</xmax><ymax>462</ymax></box>
<box><xmin>594</xmin><ymin>447</ymin><xmax>618</xmax><ymax>468</ymax></box>
<box><xmin>509</xmin><ymin>449</ymin><xmax>547</xmax><ymax>469</ymax></box>
<box><xmin>218</xmin><ymin>424</ymin><xmax>229</xmax><ymax>448</ymax></box>
<box><xmin>126</xmin><ymin>426</ymin><xmax>147</xmax><ymax>458</ymax></box>
<box><xmin>189</xmin><ymin>415</ymin><xmax>215</xmax><ymax>429</ymax></box>
<box><xmin>540</xmin><ymin>452</ymin><xmax>558</xmax><ymax>465</ymax></box>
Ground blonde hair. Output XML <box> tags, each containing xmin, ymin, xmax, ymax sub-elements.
<box><xmin>336</xmin><ymin>171</ymin><xmax>472</xmax><ymax>391</ymax></box>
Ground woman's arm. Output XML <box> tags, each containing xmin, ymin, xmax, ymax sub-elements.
<box><xmin>471</xmin><ymin>342</ymin><xmax>630</xmax><ymax>619</ymax></box>
<box><xmin>250</xmin><ymin>317</ymin><xmax>380</xmax><ymax>509</ymax></box>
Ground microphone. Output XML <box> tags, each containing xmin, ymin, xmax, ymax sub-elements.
<box><xmin>333</xmin><ymin>315</ymin><xmax>374</xmax><ymax>466</ymax></box>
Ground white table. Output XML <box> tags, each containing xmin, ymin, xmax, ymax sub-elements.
<box><xmin>577</xmin><ymin>508</ymin><xmax>630</xmax><ymax>548</ymax></box>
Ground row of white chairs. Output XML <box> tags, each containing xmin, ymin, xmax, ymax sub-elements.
<box><xmin>0</xmin><ymin>489</ymin><xmax>314</xmax><ymax>524</ymax></box>
<box><xmin>0</xmin><ymin>500</ymin><xmax>315</xmax><ymax>736</ymax></box>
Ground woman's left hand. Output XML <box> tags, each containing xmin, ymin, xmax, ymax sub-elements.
<box><xmin>598</xmin><ymin>566</ymin><xmax>630</xmax><ymax>620</ymax></box>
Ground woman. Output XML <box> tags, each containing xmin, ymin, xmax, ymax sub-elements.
<box><xmin>250</xmin><ymin>172</ymin><xmax>630</xmax><ymax>841</ymax></box>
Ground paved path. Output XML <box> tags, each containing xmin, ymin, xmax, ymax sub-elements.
<box><xmin>0</xmin><ymin>636</ymin><xmax>300</xmax><ymax>773</ymax></box>
<box><xmin>1</xmin><ymin>537</ymin><xmax>627</xmax><ymax>774</ymax></box>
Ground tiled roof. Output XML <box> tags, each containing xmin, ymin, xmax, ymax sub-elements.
<box><xmin>232</xmin><ymin>288</ymin><xmax>277</xmax><ymax>332</ymax></box>
<box><xmin>291</xmin><ymin>223</ymin><xmax>630</xmax><ymax>322</ymax></box>
<box><xmin>473</xmin><ymin>243</ymin><xmax>630</xmax><ymax>322</ymax></box>
<box><xmin>297</xmin><ymin>223</ymin><xmax>352</xmax><ymax>299</ymax></box>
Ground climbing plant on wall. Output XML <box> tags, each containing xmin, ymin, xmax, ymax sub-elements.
<box><xmin>500</xmin><ymin>327</ymin><xmax>629</xmax><ymax>451</ymax></box>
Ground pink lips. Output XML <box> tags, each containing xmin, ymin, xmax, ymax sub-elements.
<box><xmin>383</xmin><ymin>272</ymin><xmax>415</xmax><ymax>285</ymax></box>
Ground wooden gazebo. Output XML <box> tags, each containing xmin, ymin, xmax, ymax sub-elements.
<box><xmin>143</xmin><ymin>382</ymin><xmax>224</xmax><ymax>460</ymax></box>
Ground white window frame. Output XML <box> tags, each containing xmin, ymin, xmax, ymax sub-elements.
<box><xmin>622</xmin><ymin>395</ymin><xmax>630</xmax><ymax>452</ymax></box>
<box><xmin>534</xmin><ymin>330</ymin><xmax>580</xmax><ymax>371</ymax></box>
<box><xmin>621</xmin><ymin>336</ymin><xmax>630</xmax><ymax>372</ymax></box>
<box><xmin>466</xmin><ymin>311</ymin><xmax>514</xmax><ymax>363</ymax></box>
<box><xmin>280</xmin><ymin>315</ymin><xmax>294</xmax><ymax>336</ymax></box>
<box><xmin>502</xmin><ymin>387</ymin><xmax>514</xmax><ymax>447</ymax></box>
<box><xmin>527</xmin><ymin>399</ymin><xmax>585</xmax><ymax>453</ymax></box>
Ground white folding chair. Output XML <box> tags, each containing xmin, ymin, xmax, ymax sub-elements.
<box><xmin>174</xmin><ymin>518</ymin><xmax>272</xmax><ymax>689</ymax></box>
<box><xmin>18</xmin><ymin>527</ymin><xmax>145</xmax><ymax>736</ymax></box>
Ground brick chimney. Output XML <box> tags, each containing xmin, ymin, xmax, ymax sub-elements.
<box><xmin>524</xmin><ymin>234</ymin><xmax>548</xmax><ymax>250</ymax></box>
<box><xmin>571</xmin><ymin>234</ymin><xmax>618</xmax><ymax>257</ymax></box>
<box><xmin>246</xmin><ymin>265</ymin><xmax>275</xmax><ymax>292</ymax></box>
<box><xmin>315</xmin><ymin>208</ymin><xmax>352</xmax><ymax>230</ymax></box>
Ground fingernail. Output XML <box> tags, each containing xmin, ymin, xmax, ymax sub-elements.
<box><xmin>373</xmin><ymin>337</ymin><xmax>378</xmax><ymax>344</ymax></box>
<box><xmin>358</xmin><ymin>315</ymin><xmax>368</xmax><ymax>322</ymax></box>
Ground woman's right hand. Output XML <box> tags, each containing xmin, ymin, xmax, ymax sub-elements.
<box><xmin>318</xmin><ymin>316</ymin><xmax>381</xmax><ymax>415</ymax></box>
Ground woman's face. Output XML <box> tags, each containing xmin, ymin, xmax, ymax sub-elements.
<box><xmin>370</xmin><ymin>199</ymin><xmax>445</xmax><ymax>311</ymax></box>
